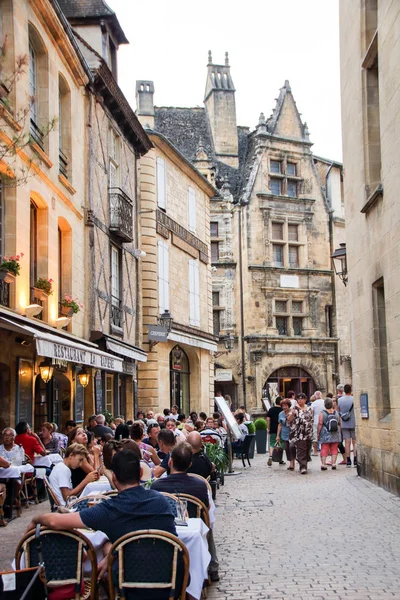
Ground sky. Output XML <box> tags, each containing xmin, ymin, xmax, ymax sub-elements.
<box><xmin>108</xmin><ymin>0</ymin><xmax>342</xmax><ymax>162</ymax></box>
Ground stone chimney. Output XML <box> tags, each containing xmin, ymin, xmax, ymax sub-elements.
<box><xmin>136</xmin><ymin>81</ymin><xmax>155</xmax><ymax>129</ymax></box>
<box><xmin>204</xmin><ymin>52</ymin><xmax>238</xmax><ymax>169</ymax></box>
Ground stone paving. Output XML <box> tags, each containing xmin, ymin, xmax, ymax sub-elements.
<box><xmin>208</xmin><ymin>453</ymin><xmax>400</xmax><ymax>600</ymax></box>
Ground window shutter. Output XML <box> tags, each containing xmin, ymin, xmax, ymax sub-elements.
<box><xmin>194</xmin><ymin>260</ymin><xmax>200</xmax><ymax>326</ymax></box>
<box><xmin>157</xmin><ymin>157</ymin><xmax>166</xmax><ymax>209</ymax></box>
<box><xmin>163</xmin><ymin>242</ymin><xmax>169</xmax><ymax>311</ymax></box>
<box><xmin>158</xmin><ymin>241</ymin><xmax>169</xmax><ymax>313</ymax></box>
<box><xmin>188</xmin><ymin>187</ymin><xmax>196</xmax><ymax>233</ymax></box>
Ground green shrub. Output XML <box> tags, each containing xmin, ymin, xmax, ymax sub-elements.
<box><xmin>254</xmin><ymin>418</ymin><xmax>267</xmax><ymax>431</ymax></box>
<box><xmin>204</xmin><ymin>442</ymin><xmax>229</xmax><ymax>473</ymax></box>
<box><xmin>245</xmin><ymin>421</ymin><xmax>255</xmax><ymax>434</ymax></box>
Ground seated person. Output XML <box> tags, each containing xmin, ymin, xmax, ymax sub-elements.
<box><xmin>153</xmin><ymin>429</ymin><xmax>176</xmax><ymax>477</ymax></box>
<box><xmin>165</xmin><ymin>418</ymin><xmax>184</xmax><ymax>441</ymax></box>
<box><xmin>151</xmin><ymin>443</ymin><xmax>209</xmax><ymax>508</ymax></box>
<box><xmin>143</xmin><ymin>423</ymin><xmax>161</xmax><ymax>451</ymax></box>
<box><xmin>51</xmin><ymin>423</ymin><xmax>68</xmax><ymax>449</ymax></box>
<box><xmin>115</xmin><ymin>423</ymin><xmax>130</xmax><ymax>440</ymax></box>
<box><xmin>186</xmin><ymin>432</ymin><xmax>214</xmax><ymax>480</ymax></box>
<box><xmin>91</xmin><ymin>414</ymin><xmax>114</xmax><ymax>438</ymax></box>
<box><xmin>0</xmin><ymin>427</ymin><xmax>21</xmax><ymax>463</ymax></box>
<box><xmin>130</xmin><ymin>421</ymin><xmax>160</xmax><ymax>466</ymax></box>
<box><xmin>40</xmin><ymin>422</ymin><xmax>60</xmax><ymax>453</ymax></box>
<box><xmin>232</xmin><ymin>413</ymin><xmax>249</xmax><ymax>452</ymax></box>
<box><xmin>65</xmin><ymin>420</ymin><xmax>76</xmax><ymax>435</ymax></box>
<box><xmin>29</xmin><ymin>450</ymin><xmax>177</xmax><ymax>582</ymax></box>
<box><xmin>200</xmin><ymin>417</ymin><xmax>223</xmax><ymax>447</ymax></box>
<box><xmin>49</xmin><ymin>443</ymin><xmax>99</xmax><ymax>506</ymax></box>
<box><xmin>15</xmin><ymin>421</ymin><xmax>47</xmax><ymax>462</ymax></box>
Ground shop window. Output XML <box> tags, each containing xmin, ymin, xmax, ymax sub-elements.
<box><xmin>106</xmin><ymin>374</ymin><xmax>114</xmax><ymax>414</ymax></box>
<box><xmin>170</xmin><ymin>346</ymin><xmax>190</xmax><ymax>416</ymax></box>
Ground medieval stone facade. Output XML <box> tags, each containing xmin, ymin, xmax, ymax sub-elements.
<box><xmin>137</xmin><ymin>53</ymin><xmax>350</xmax><ymax>411</ymax></box>
<box><xmin>340</xmin><ymin>0</ymin><xmax>400</xmax><ymax>494</ymax></box>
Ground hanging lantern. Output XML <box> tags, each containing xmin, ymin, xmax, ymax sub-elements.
<box><xmin>78</xmin><ymin>367</ymin><xmax>90</xmax><ymax>388</ymax></box>
<box><xmin>39</xmin><ymin>358</ymin><xmax>54</xmax><ymax>384</ymax></box>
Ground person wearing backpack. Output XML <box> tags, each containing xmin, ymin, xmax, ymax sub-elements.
<box><xmin>317</xmin><ymin>398</ymin><xmax>341</xmax><ymax>470</ymax></box>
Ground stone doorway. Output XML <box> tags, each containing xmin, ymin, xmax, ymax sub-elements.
<box><xmin>263</xmin><ymin>366</ymin><xmax>316</xmax><ymax>403</ymax></box>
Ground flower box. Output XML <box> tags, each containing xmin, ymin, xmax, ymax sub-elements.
<box><xmin>33</xmin><ymin>287</ymin><xmax>49</xmax><ymax>302</ymax></box>
<box><xmin>0</xmin><ymin>269</ymin><xmax>15</xmax><ymax>284</ymax></box>
<box><xmin>61</xmin><ymin>305</ymin><xmax>74</xmax><ymax>317</ymax></box>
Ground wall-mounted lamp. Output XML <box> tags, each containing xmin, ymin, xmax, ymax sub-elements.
<box><xmin>214</xmin><ymin>332</ymin><xmax>235</xmax><ymax>358</ymax></box>
<box><xmin>331</xmin><ymin>242</ymin><xmax>348</xmax><ymax>287</ymax></box>
<box><xmin>77</xmin><ymin>367</ymin><xmax>90</xmax><ymax>388</ymax></box>
<box><xmin>132</xmin><ymin>249</ymin><xmax>147</xmax><ymax>259</ymax></box>
<box><xmin>39</xmin><ymin>358</ymin><xmax>54</xmax><ymax>384</ymax></box>
<box><xmin>25</xmin><ymin>304</ymin><xmax>43</xmax><ymax>318</ymax></box>
<box><xmin>55</xmin><ymin>316</ymin><xmax>71</xmax><ymax>329</ymax></box>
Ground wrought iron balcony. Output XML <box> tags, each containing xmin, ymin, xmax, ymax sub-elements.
<box><xmin>111</xmin><ymin>296</ymin><xmax>123</xmax><ymax>330</ymax></box>
<box><xmin>59</xmin><ymin>149</ymin><xmax>68</xmax><ymax>179</ymax></box>
<box><xmin>30</xmin><ymin>119</ymin><xmax>44</xmax><ymax>151</ymax></box>
<box><xmin>0</xmin><ymin>280</ymin><xmax>10</xmax><ymax>308</ymax></box>
<box><xmin>109</xmin><ymin>187</ymin><xmax>133</xmax><ymax>242</ymax></box>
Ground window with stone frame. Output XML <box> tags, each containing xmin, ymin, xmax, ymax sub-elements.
<box><xmin>293</xmin><ymin>316</ymin><xmax>303</xmax><ymax>336</ymax></box>
<box><xmin>287</xmin><ymin>180</ymin><xmax>297</xmax><ymax>198</ymax></box>
<box><xmin>270</xmin><ymin>160</ymin><xmax>282</xmax><ymax>174</ymax></box>
<box><xmin>276</xmin><ymin>316</ymin><xmax>288</xmax><ymax>336</ymax></box>
<box><xmin>272</xmin><ymin>244</ymin><xmax>283</xmax><ymax>267</ymax></box>
<box><xmin>269</xmin><ymin>221</ymin><xmax>302</xmax><ymax>268</ymax></box>
<box><xmin>210</xmin><ymin>222</ymin><xmax>219</xmax><ymax>237</ymax></box>
<box><xmin>288</xmin><ymin>224</ymin><xmax>299</xmax><ymax>241</ymax></box>
<box><xmin>289</xmin><ymin>245</ymin><xmax>299</xmax><ymax>268</ymax></box>
<box><xmin>287</xmin><ymin>162</ymin><xmax>296</xmax><ymax>176</ymax></box>
<box><xmin>211</xmin><ymin>241</ymin><xmax>219</xmax><ymax>262</ymax></box>
<box><xmin>292</xmin><ymin>300</ymin><xmax>303</xmax><ymax>313</ymax></box>
<box><xmin>270</xmin><ymin>178</ymin><xmax>282</xmax><ymax>196</ymax></box>
<box><xmin>269</xmin><ymin>158</ymin><xmax>300</xmax><ymax>197</ymax></box>
<box><xmin>271</xmin><ymin>222</ymin><xmax>284</xmax><ymax>240</ymax></box>
<box><xmin>212</xmin><ymin>291</ymin><xmax>220</xmax><ymax>306</ymax></box>
<box><xmin>275</xmin><ymin>299</ymin><xmax>287</xmax><ymax>313</ymax></box>
<box><xmin>213</xmin><ymin>310</ymin><xmax>221</xmax><ymax>337</ymax></box>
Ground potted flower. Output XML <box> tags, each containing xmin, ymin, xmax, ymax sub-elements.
<box><xmin>0</xmin><ymin>252</ymin><xmax>24</xmax><ymax>283</ymax></box>
<box><xmin>254</xmin><ymin>418</ymin><xmax>267</xmax><ymax>454</ymax></box>
<box><xmin>61</xmin><ymin>294</ymin><xmax>83</xmax><ymax>317</ymax></box>
<box><xmin>34</xmin><ymin>277</ymin><xmax>53</xmax><ymax>301</ymax></box>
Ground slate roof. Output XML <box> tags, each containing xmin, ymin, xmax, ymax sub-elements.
<box><xmin>58</xmin><ymin>0</ymin><xmax>128</xmax><ymax>44</ymax></box>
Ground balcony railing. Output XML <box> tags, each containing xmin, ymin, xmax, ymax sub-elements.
<box><xmin>0</xmin><ymin>280</ymin><xmax>10</xmax><ymax>308</ymax></box>
<box><xmin>30</xmin><ymin>119</ymin><xmax>44</xmax><ymax>151</ymax></box>
<box><xmin>109</xmin><ymin>187</ymin><xmax>133</xmax><ymax>242</ymax></box>
<box><xmin>111</xmin><ymin>296</ymin><xmax>123</xmax><ymax>330</ymax></box>
<box><xmin>59</xmin><ymin>149</ymin><xmax>68</xmax><ymax>179</ymax></box>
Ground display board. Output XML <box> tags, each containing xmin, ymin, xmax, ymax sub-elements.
<box><xmin>214</xmin><ymin>396</ymin><xmax>242</xmax><ymax>441</ymax></box>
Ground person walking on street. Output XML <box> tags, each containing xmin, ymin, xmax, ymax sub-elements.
<box><xmin>276</xmin><ymin>399</ymin><xmax>296</xmax><ymax>470</ymax></box>
<box><xmin>287</xmin><ymin>393</ymin><xmax>313</xmax><ymax>474</ymax></box>
<box><xmin>338</xmin><ymin>384</ymin><xmax>357</xmax><ymax>467</ymax></box>
<box><xmin>317</xmin><ymin>398</ymin><xmax>341</xmax><ymax>470</ymax></box>
<box><xmin>311</xmin><ymin>392</ymin><xmax>325</xmax><ymax>456</ymax></box>
<box><xmin>267</xmin><ymin>397</ymin><xmax>284</xmax><ymax>466</ymax></box>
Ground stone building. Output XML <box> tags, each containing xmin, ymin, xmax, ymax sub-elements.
<box><xmin>135</xmin><ymin>88</ymin><xmax>217</xmax><ymax>415</ymax></box>
<box><xmin>137</xmin><ymin>53</ymin><xmax>350</xmax><ymax>410</ymax></box>
<box><xmin>0</xmin><ymin>0</ymin><xmax>150</xmax><ymax>431</ymax></box>
<box><xmin>59</xmin><ymin>0</ymin><xmax>152</xmax><ymax>421</ymax></box>
<box><xmin>340</xmin><ymin>0</ymin><xmax>400</xmax><ymax>494</ymax></box>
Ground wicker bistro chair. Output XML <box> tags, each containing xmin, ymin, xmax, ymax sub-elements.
<box><xmin>0</xmin><ymin>486</ymin><xmax>6</xmax><ymax>526</ymax></box>
<box><xmin>158</xmin><ymin>492</ymin><xmax>180</xmax><ymax>517</ymax></box>
<box><xmin>68</xmin><ymin>495</ymin><xmax>109</xmax><ymax>512</ymax></box>
<box><xmin>20</xmin><ymin>455</ymin><xmax>39</xmax><ymax>506</ymax></box>
<box><xmin>15</xmin><ymin>527</ymin><xmax>98</xmax><ymax>600</ymax></box>
<box><xmin>102</xmin><ymin>490</ymin><xmax>119</xmax><ymax>497</ymax></box>
<box><xmin>174</xmin><ymin>493</ymin><xmax>210</xmax><ymax>529</ymax></box>
<box><xmin>186</xmin><ymin>473</ymin><xmax>213</xmax><ymax>496</ymax></box>
<box><xmin>43</xmin><ymin>476</ymin><xmax>62</xmax><ymax>512</ymax></box>
<box><xmin>107</xmin><ymin>530</ymin><xmax>190</xmax><ymax>600</ymax></box>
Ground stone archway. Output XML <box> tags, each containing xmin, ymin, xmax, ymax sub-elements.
<box><xmin>261</xmin><ymin>356</ymin><xmax>324</xmax><ymax>393</ymax></box>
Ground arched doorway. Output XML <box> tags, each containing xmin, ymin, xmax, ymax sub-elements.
<box><xmin>170</xmin><ymin>346</ymin><xmax>190</xmax><ymax>416</ymax></box>
<box><xmin>263</xmin><ymin>366</ymin><xmax>316</xmax><ymax>402</ymax></box>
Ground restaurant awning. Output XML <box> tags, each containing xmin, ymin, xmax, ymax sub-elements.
<box><xmin>0</xmin><ymin>317</ymin><xmax>124</xmax><ymax>373</ymax></box>
<box><xmin>105</xmin><ymin>337</ymin><xmax>147</xmax><ymax>363</ymax></box>
<box><xmin>168</xmin><ymin>329</ymin><xmax>218</xmax><ymax>353</ymax></box>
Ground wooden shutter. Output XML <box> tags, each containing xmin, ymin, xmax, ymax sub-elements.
<box><xmin>188</xmin><ymin>187</ymin><xmax>196</xmax><ymax>233</ymax></box>
<box><xmin>157</xmin><ymin>157</ymin><xmax>166</xmax><ymax>209</ymax></box>
<box><xmin>158</xmin><ymin>241</ymin><xmax>169</xmax><ymax>313</ymax></box>
<box><xmin>189</xmin><ymin>259</ymin><xmax>200</xmax><ymax>327</ymax></box>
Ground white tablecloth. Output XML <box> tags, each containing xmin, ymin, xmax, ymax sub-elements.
<box><xmin>80</xmin><ymin>476</ymin><xmax>111</xmax><ymax>498</ymax></box>
<box><xmin>33</xmin><ymin>454</ymin><xmax>63</xmax><ymax>468</ymax></box>
<box><xmin>208</xmin><ymin>493</ymin><xmax>216</xmax><ymax>527</ymax></box>
<box><xmin>177</xmin><ymin>518</ymin><xmax>211</xmax><ymax>600</ymax></box>
<box><xmin>0</xmin><ymin>464</ymin><xmax>34</xmax><ymax>479</ymax></box>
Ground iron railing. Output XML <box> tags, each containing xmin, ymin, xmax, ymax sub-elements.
<box><xmin>111</xmin><ymin>296</ymin><xmax>123</xmax><ymax>329</ymax></box>
<box><xmin>30</xmin><ymin>119</ymin><xmax>44</xmax><ymax>151</ymax></box>
<box><xmin>59</xmin><ymin>149</ymin><xmax>68</xmax><ymax>179</ymax></box>
<box><xmin>109</xmin><ymin>187</ymin><xmax>133</xmax><ymax>242</ymax></box>
<box><xmin>0</xmin><ymin>280</ymin><xmax>10</xmax><ymax>307</ymax></box>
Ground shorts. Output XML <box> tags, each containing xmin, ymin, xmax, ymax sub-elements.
<box><xmin>320</xmin><ymin>442</ymin><xmax>339</xmax><ymax>457</ymax></box>
<box><xmin>342</xmin><ymin>428</ymin><xmax>356</xmax><ymax>440</ymax></box>
<box><xmin>269</xmin><ymin>433</ymin><xmax>277</xmax><ymax>447</ymax></box>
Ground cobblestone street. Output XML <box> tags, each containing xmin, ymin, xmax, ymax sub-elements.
<box><xmin>209</xmin><ymin>454</ymin><xmax>400</xmax><ymax>600</ymax></box>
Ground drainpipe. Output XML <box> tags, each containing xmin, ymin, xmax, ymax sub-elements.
<box><xmin>238</xmin><ymin>204</ymin><xmax>247</xmax><ymax>409</ymax></box>
<box><xmin>326</xmin><ymin>164</ymin><xmax>340</xmax><ymax>390</ymax></box>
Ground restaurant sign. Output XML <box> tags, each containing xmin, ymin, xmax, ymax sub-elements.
<box><xmin>148</xmin><ymin>325</ymin><xmax>169</xmax><ymax>343</ymax></box>
<box><xmin>36</xmin><ymin>339</ymin><xmax>124</xmax><ymax>373</ymax></box>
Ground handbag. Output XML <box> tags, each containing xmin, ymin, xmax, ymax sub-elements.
<box><xmin>271</xmin><ymin>443</ymin><xmax>283</xmax><ymax>463</ymax></box>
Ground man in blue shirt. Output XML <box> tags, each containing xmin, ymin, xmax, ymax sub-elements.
<box><xmin>27</xmin><ymin>450</ymin><xmax>176</xmax><ymax>579</ymax></box>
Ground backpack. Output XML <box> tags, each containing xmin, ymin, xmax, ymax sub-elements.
<box><xmin>323</xmin><ymin>410</ymin><xmax>339</xmax><ymax>433</ymax></box>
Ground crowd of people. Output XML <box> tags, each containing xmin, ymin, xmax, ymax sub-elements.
<box><xmin>267</xmin><ymin>383</ymin><xmax>356</xmax><ymax>474</ymax></box>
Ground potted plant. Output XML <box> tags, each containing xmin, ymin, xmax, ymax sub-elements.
<box><xmin>204</xmin><ymin>441</ymin><xmax>229</xmax><ymax>482</ymax></box>
<box><xmin>245</xmin><ymin>421</ymin><xmax>256</xmax><ymax>458</ymax></box>
<box><xmin>0</xmin><ymin>252</ymin><xmax>23</xmax><ymax>283</ymax></box>
<box><xmin>254</xmin><ymin>418</ymin><xmax>267</xmax><ymax>454</ymax></box>
<box><xmin>61</xmin><ymin>294</ymin><xmax>83</xmax><ymax>317</ymax></box>
<box><xmin>34</xmin><ymin>277</ymin><xmax>53</xmax><ymax>301</ymax></box>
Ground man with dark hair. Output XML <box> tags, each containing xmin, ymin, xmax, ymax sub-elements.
<box><xmin>143</xmin><ymin>423</ymin><xmax>160</xmax><ymax>450</ymax></box>
<box><xmin>338</xmin><ymin>383</ymin><xmax>357</xmax><ymax>467</ymax></box>
<box><xmin>15</xmin><ymin>421</ymin><xmax>47</xmax><ymax>462</ymax></box>
<box><xmin>186</xmin><ymin>431</ymin><xmax>213</xmax><ymax>480</ymax></box>
<box><xmin>27</xmin><ymin>450</ymin><xmax>176</xmax><ymax>579</ymax></box>
<box><xmin>153</xmin><ymin>428</ymin><xmax>176</xmax><ymax>477</ymax></box>
<box><xmin>267</xmin><ymin>397</ymin><xmax>284</xmax><ymax>466</ymax></box>
<box><xmin>199</xmin><ymin>411</ymin><xmax>208</xmax><ymax>421</ymax></box>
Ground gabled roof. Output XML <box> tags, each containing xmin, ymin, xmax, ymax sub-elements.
<box><xmin>266</xmin><ymin>80</ymin><xmax>310</xmax><ymax>142</ymax></box>
<box><xmin>58</xmin><ymin>0</ymin><xmax>128</xmax><ymax>44</ymax></box>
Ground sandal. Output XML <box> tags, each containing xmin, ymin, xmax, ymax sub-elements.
<box><xmin>287</xmin><ymin>466</ymin><xmax>294</xmax><ymax>471</ymax></box>
<box><xmin>331</xmin><ymin>465</ymin><xmax>337</xmax><ymax>470</ymax></box>
<box><xmin>321</xmin><ymin>466</ymin><xmax>328</xmax><ymax>471</ymax></box>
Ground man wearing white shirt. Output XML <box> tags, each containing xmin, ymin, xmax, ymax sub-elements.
<box><xmin>311</xmin><ymin>391</ymin><xmax>325</xmax><ymax>455</ymax></box>
<box><xmin>169</xmin><ymin>405</ymin><xmax>180</xmax><ymax>420</ymax></box>
<box><xmin>49</xmin><ymin>443</ymin><xmax>98</xmax><ymax>506</ymax></box>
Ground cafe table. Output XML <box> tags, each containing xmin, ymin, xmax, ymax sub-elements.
<box><xmin>33</xmin><ymin>453</ymin><xmax>63</xmax><ymax>468</ymax></box>
<box><xmin>0</xmin><ymin>464</ymin><xmax>34</xmax><ymax>479</ymax></box>
<box><xmin>81</xmin><ymin>476</ymin><xmax>111</xmax><ymax>498</ymax></box>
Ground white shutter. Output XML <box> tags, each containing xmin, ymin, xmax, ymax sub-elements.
<box><xmin>157</xmin><ymin>157</ymin><xmax>166</xmax><ymax>209</ymax></box>
<box><xmin>111</xmin><ymin>246</ymin><xmax>120</xmax><ymax>302</ymax></box>
<box><xmin>158</xmin><ymin>241</ymin><xmax>169</xmax><ymax>313</ymax></box>
<box><xmin>189</xmin><ymin>259</ymin><xmax>200</xmax><ymax>327</ymax></box>
<box><xmin>188</xmin><ymin>187</ymin><xmax>196</xmax><ymax>233</ymax></box>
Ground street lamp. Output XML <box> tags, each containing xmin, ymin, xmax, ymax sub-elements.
<box><xmin>39</xmin><ymin>358</ymin><xmax>54</xmax><ymax>384</ymax></box>
<box><xmin>331</xmin><ymin>242</ymin><xmax>348</xmax><ymax>287</ymax></box>
<box><xmin>78</xmin><ymin>367</ymin><xmax>90</xmax><ymax>388</ymax></box>
<box><xmin>158</xmin><ymin>309</ymin><xmax>173</xmax><ymax>332</ymax></box>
